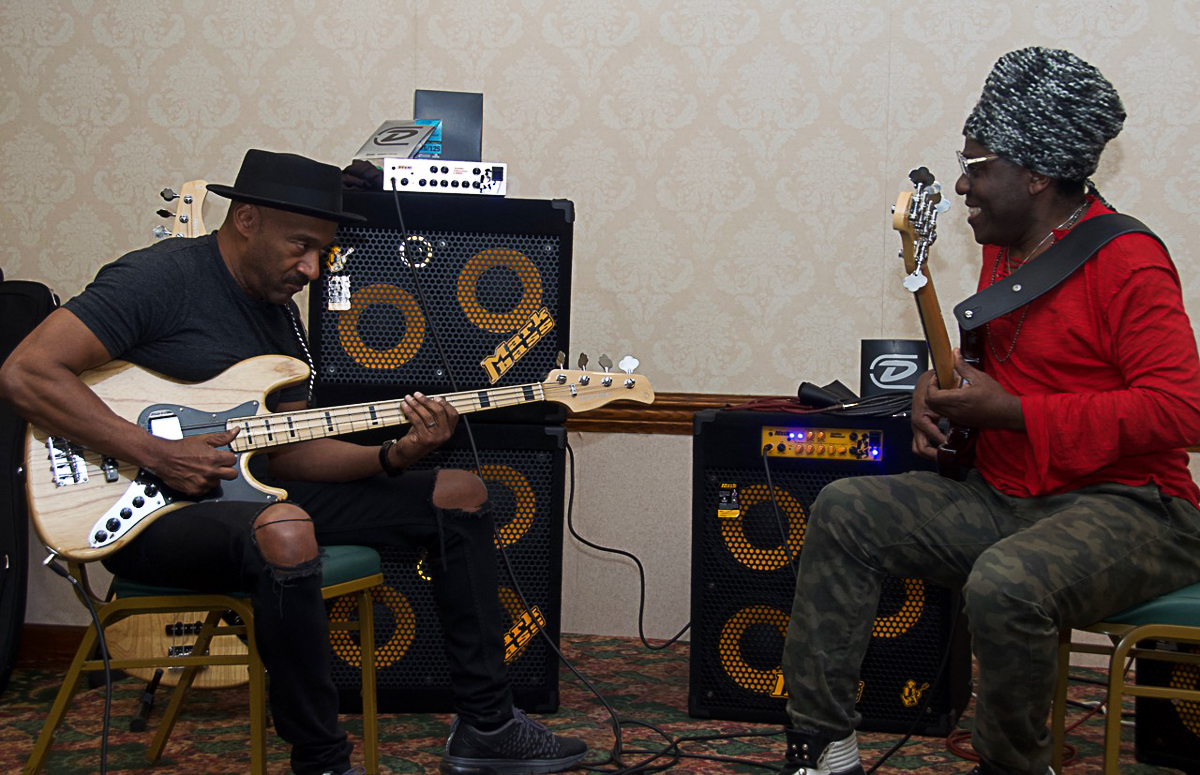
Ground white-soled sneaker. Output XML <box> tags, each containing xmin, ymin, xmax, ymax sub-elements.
<box><xmin>779</xmin><ymin>730</ymin><xmax>863</xmax><ymax>775</ymax></box>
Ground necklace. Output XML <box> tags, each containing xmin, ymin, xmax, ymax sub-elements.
<box><xmin>286</xmin><ymin>304</ymin><xmax>315</xmax><ymax>405</ymax></box>
<box><xmin>986</xmin><ymin>201</ymin><xmax>1089</xmax><ymax>363</ymax></box>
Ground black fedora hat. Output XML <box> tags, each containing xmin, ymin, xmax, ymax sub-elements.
<box><xmin>207</xmin><ymin>149</ymin><xmax>366</xmax><ymax>224</ymax></box>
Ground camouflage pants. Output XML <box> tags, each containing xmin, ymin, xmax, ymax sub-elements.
<box><xmin>781</xmin><ymin>469</ymin><xmax>1200</xmax><ymax>775</ymax></box>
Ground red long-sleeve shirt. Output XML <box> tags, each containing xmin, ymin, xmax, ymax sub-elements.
<box><xmin>974</xmin><ymin>198</ymin><xmax>1200</xmax><ymax>507</ymax></box>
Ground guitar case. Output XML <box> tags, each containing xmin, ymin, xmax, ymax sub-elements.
<box><xmin>0</xmin><ymin>273</ymin><xmax>59</xmax><ymax>694</ymax></box>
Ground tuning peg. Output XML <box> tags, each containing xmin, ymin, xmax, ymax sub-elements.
<box><xmin>555</xmin><ymin>351</ymin><xmax>565</xmax><ymax>369</ymax></box>
<box><xmin>577</xmin><ymin>353</ymin><xmax>588</xmax><ymax>370</ymax></box>
<box><xmin>598</xmin><ymin>354</ymin><xmax>613</xmax><ymax>373</ymax></box>
<box><xmin>152</xmin><ymin>225</ymin><xmax>171</xmax><ymax>239</ymax></box>
<box><xmin>909</xmin><ymin>166</ymin><xmax>934</xmax><ymax>187</ymax></box>
<box><xmin>156</xmin><ymin>209</ymin><xmax>173</xmax><ymax>219</ymax></box>
<box><xmin>618</xmin><ymin>355</ymin><xmax>640</xmax><ymax>374</ymax></box>
<box><xmin>160</xmin><ymin>188</ymin><xmax>178</xmax><ymax>202</ymax></box>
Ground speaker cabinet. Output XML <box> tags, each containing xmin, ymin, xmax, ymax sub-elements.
<box><xmin>309</xmin><ymin>192</ymin><xmax>573</xmax><ymax>424</ymax></box>
<box><xmin>689</xmin><ymin>409</ymin><xmax>971</xmax><ymax>735</ymax></box>
<box><xmin>329</xmin><ymin>423</ymin><xmax>565</xmax><ymax>713</ymax></box>
<box><xmin>1136</xmin><ymin>643</ymin><xmax>1200</xmax><ymax>773</ymax></box>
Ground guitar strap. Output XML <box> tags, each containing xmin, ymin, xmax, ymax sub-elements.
<box><xmin>953</xmin><ymin>213</ymin><xmax>1165</xmax><ymax>331</ymax></box>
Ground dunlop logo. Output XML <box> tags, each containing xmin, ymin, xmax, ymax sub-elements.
<box><xmin>503</xmin><ymin>605</ymin><xmax>546</xmax><ymax>663</ymax></box>
<box><xmin>481</xmin><ymin>307</ymin><xmax>555</xmax><ymax>384</ymax></box>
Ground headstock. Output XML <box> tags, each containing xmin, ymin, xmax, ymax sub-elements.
<box><xmin>892</xmin><ymin>167</ymin><xmax>957</xmax><ymax>389</ymax></box>
<box><xmin>542</xmin><ymin>353</ymin><xmax>654</xmax><ymax>412</ymax></box>
<box><xmin>154</xmin><ymin>180</ymin><xmax>208</xmax><ymax>240</ymax></box>
<box><xmin>892</xmin><ymin>166</ymin><xmax>950</xmax><ymax>292</ymax></box>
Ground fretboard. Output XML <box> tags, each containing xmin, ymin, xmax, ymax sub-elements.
<box><xmin>228</xmin><ymin>382</ymin><xmax>548</xmax><ymax>452</ymax></box>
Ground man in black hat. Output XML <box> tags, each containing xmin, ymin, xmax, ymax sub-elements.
<box><xmin>773</xmin><ymin>48</ymin><xmax>1200</xmax><ymax>775</ymax></box>
<box><xmin>0</xmin><ymin>149</ymin><xmax>587</xmax><ymax>775</ymax></box>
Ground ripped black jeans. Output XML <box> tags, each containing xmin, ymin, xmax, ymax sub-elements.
<box><xmin>103</xmin><ymin>468</ymin><xmax>513</xmax><ymax>775</ymax></box>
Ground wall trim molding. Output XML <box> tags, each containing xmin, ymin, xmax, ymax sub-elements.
<box><xmin>563</xmin><ymin>391</ymin><xmax>783</xmax><ymax>435</ymax></box>
<box><xmin>17</xmin><ymin>624</ymin><xmax>84</xmax><ymax>670</ymax></box>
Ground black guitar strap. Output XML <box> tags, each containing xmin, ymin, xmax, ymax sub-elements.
<box><xmin>953</xmin><ymin>213</ymin><xmax>1165</xmax><ymax>331</ymax></box>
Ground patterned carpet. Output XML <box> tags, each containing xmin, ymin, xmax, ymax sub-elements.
<box><xmin>1</xmin><ymin>634</ymin><xmax>1189</xmax><ymax>774</ymax></box>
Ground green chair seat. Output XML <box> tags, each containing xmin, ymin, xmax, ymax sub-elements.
<box><xmin>28</xmin><ymin>545</ymin><xmax>382</xmax><ymax>773</ymax></box>
<box><xmin>1102</xmin><ymin>580</ymin><xmax>1200</xmax><ymax>627</ymax></box>
<box><xmin>112</xmin><ymin>544</ymin><xmax>381</xmax><ymax>599</ymax></box>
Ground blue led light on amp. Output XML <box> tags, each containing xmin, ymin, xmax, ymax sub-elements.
<box><xmin>761</xmin><ymin>426</ymin><xmax>885</xmax><ymax>461</ymax></box>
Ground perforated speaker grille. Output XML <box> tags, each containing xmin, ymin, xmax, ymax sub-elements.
<box><xmin>328</xmin><ymin>424</ymin><xmax>564</xmax><ymax>713</ymax></box>
<box><xmin>1136</xmin><ymin>643</ymin><xmax>1200</xmax><ymax>770</ymax></box>
<box><xmin>308</xmin><ymin>193</ymin><xmax>573</xmax><ymax>426</ymax></box>
<box><xmin>690</xmin><ymin>410</ymin><xmax>970</xmax><ymax>734</ymax></box>
<box><xmin>317</xmin><ymin>227</ymin><xmax>563</xmax><ymax>386</ymax></box>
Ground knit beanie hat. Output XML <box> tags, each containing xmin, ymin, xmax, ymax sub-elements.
<box><xmin>963</xmin><ymin>47</ymin><xmax>1125</xmax><ymax>182</ymax></box>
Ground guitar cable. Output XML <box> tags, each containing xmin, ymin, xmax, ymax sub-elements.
<box><xmin>384</xmin><ymin>185</ymin><xmax>631</xmax><ymax>765</ymax></box>
<box><xmin>384</xmin><ymin>185</ymin><xmax>787</xmax><ymax>774</ymax></box>
<box><xmin>828</xmin><ymin>392</ymin><xmax>913</xmax><ymax>418</ymax></box>
<box><xmin>761</xmin><ymin>447</ymin><xmax>800</xmax><ymax>578</ymax></box>
<box><xmin>563</xmin><ymin>442</ymin><xmax>778</xmax><ymax>774</ymax></box>
<box><xmin>379</xmin><ymin>205</ymin><xmax>957</xmax><ymax>773</ymax></box>
<box><xmin>562</xmin><ymin>442</ymin><xmax>690</xmax><ymax>652</ymax></box>
<box><xmin>44</xmin><ymin>552</ymin><xmax>113</xmax><ymax>775</ymax></box>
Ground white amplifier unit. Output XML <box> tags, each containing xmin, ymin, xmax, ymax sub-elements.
<box><xmin>382</xmin><ymin>158</ymin><xmax>507</xmax><ymax>196</ymax></box>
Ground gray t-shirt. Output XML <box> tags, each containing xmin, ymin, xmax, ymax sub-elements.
<box><xmin>65</xmin><ymin>232</ymin><xmax>308</xmax><ymax>405</ymax></box>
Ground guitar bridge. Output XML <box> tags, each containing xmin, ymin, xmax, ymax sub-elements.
<box><xmin>47</xmin><ymin>437</ymin><xmax>89</xmax><ymax>486</ymax></box>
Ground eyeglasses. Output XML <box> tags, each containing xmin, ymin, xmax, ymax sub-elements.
<box><xmin>957</xmin><ymin>150</ymin><xmax>999</xmax><ymax>178</ymax></box>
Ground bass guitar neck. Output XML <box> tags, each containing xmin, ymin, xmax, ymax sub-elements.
<box><xmin>893</xmin><ymin>168</ymin><xmax>976</xmax><ymax>479</ymax></box>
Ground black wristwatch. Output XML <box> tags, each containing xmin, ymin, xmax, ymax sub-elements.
<box><xmin>378</xmin><ymin>438</ymin><xmax>405</xmax><ymax>477</ymax></box>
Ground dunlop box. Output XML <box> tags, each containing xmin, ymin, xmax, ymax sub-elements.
<box><xmin>689</xmin><ymin>408</ymin><xmax>971</xmax><ymax>734</ymax></box>
<box><xmin>328</xmin><ymin>423</ymin><xmax>565</xmax><ymax>713</ymax></box>
<box><xmin>309</xmin><ymin>191</ymin><xmax>572</xmax><ymax>424</ymax></box>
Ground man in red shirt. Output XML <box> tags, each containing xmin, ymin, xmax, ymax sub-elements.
<box><xmin>778</xmin><ymin>48</ymin><xmax>1200</xmax><ymax>775</ymax></box>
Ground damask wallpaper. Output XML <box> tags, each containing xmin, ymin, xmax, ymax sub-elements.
<box><xmin>4</xmin><ymin>0</ymin><xmax>1200</xmax><ymax>632</ymax></box>
<box><xmin>4</xmin><ymin>0</ymin><xmax>1197</xmax><ymax>396</ymax></box>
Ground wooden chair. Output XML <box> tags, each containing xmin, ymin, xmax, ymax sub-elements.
<box><xmin>25</xmin><ymin>544</ymin><xmax>382</xmax><ymax>774</ymax></box>
<box><xmin>1051</xmin><ymin>581</ymin><xmax>1200</xmax><ymax>773</ymax></box>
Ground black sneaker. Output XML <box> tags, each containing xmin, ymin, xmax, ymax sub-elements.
<box><xmin>440</xmin><ymin>708</ymin><xmax>588</xmax><ymax>774</ymax></box>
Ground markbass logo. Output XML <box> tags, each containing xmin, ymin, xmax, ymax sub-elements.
<box><xmin>504</xmin><ymin>605</ymin><xmax>546</xmax><ymax>663</ymax></box>
<box><xmin>481</xmin><ymin>307</ymin><xmax>555</xmax><ymax>383</ymax></box>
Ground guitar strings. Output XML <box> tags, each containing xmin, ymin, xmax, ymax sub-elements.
<box><xmin>46</xmin><ymin>380</ymin><xmax>627</xmax><ymax>475</ymax></box>
<box><xmin>227</xmin><ymin>380</ymin><xmax>629</xmax><ymax>447</ymax></box>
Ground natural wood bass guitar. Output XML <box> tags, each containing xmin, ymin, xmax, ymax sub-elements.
<box><xmin>892</xmin><ymin>167</ymin><xmax>980</xmax><ymax>479</ymax></box>
<box><xmin>27</xmin><ymin>356</ymin><xmax>654</xmax><ymax>563</ymax></box>
<box><xmin>104</xmin><ymin>179</ymin><xmax>253</xmax><ymax>690</ymax></box>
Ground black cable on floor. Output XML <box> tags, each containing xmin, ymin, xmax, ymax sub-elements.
<box><xmin>563</xmin><ymin>443</ymin><xmax>689</xmax><ymax>651</ymax></box>
<box><xmin>45</xmin><ymin>555</ymin><xmax>112</xmax><ymax>775</ymax></box>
